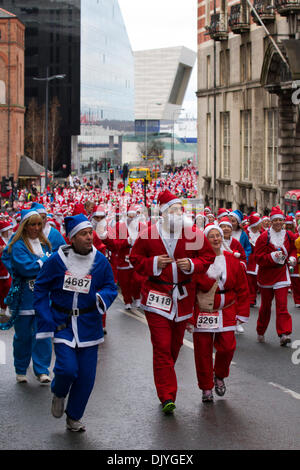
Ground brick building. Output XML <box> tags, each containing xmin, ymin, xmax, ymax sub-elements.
<box><xmin>197</xmin><ymin>0</ymin><xmax>300</xmax><ymax>214</ymax></box>
<box><xmin>0</xmin><ymin>7</ymin><xmax>25</xmax><ymax>180</ymax></box>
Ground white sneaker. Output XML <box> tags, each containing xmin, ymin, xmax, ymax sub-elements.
<box><xmin>133</xmin><ymin>299</ymin><xmax>141</xmax><ymax>308</ymax></box>
<box><xmin>16</xmin><ymin>374</ymin><xmax>28</xmax><ymax>383</ymax></box>
<box><xmin>280</xmin><ymin>335</ymin><xmax>291</xmax><ymax>347</ymax></box>
<box><xmin>236</xmin><ymin>324</ymin><xmax>244</xmax><ymax>334</ymax></box>
<box><xmin>51</xmin><ymin>395</ymin><xmax>65</xmax><ymax>418</ymax></box>
<box><xmin>257</xmin><ymin>334</ymin><xmax>265</xmax><ymax>343</ymax></box>
<box><xmin>37</xmin><ymin>374</ymin><xmax>51</xmax><ymax>384</ymax></box>
<box><xmin>66</xmin><ymin>416</ymin><xmax>86</xmax><ymax>432</ymax></box>
<box><xmin>124</xmin><ymin>304</ymin><xmax>131</xmax><ymax>310</ymax></box>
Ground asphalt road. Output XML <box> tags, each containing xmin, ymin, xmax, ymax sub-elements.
<box><xmin>0</xmin><ymin>292</ymin><xmax>299</xmax><ymax>451</ymax></box>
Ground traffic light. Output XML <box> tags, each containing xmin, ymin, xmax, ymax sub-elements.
<box><xmin>109</xmin><ymin>168</ymin><xmax>114</xmax><ymax>181</ymax></box>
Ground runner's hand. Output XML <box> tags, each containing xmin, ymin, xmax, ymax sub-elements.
<box><xmin>157</xmin><ymin>255</ymin><xmax>173</xmax><ymax>269</ymax></box>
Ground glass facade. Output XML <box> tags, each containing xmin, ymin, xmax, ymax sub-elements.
<box><xmin>0</xmin><ymin>0</ymin><xmax>134</xmax><ymax>174</ymax></box>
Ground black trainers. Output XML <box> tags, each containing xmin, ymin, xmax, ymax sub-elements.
<box><xmin>162</xmin><ymin>399</ymin><xmax>176</xmax><ymax>414</ymax></box>
<box><xmin>214</xmin><ymin>375</ymin><xmax>226</xmax><ymax>396</ymax></box>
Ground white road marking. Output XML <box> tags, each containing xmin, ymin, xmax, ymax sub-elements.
<box><xmin>268</xmin><ymin>382</ymin><xmax>300</xmax><ymax>400</ymax></box>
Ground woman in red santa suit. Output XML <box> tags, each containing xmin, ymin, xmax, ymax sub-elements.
<box><xmin>244</xmin><ymin>214</ymin><xmax>264</xmax><ymax>307</ymax></box>
<box><xmin>255</xmin><ymin>206</ymin><xmax>295</xmax><ymax>346</ymax></box>
<box><xmin>130</xmin><ymin>190</ymin><xmax>215</xmax><ymax>414</ymax></box>
<box><xmin>0</xmin><ymin>221</ymin><xmax>13</xmax><ymax>318</ymax></box>
<box><xmin>190</xmin><ymin>224</ymin><xmax>250</xmax><ymax>403</ymax></box>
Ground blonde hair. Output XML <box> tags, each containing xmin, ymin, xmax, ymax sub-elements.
<box><xmin>8</xmin><ymin>214</ymin><xmax>52</xmax><ymax>254</ymax></box>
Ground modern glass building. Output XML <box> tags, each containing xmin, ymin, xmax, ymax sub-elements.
<box><xmin>0</xmin><ymin>0</ymin><xmax>134</xmax><ymax>175</ymax></box>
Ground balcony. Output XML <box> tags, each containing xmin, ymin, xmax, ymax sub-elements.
<box><xmin>251</xmin><ymin>0</ymin><xmax>275</xmax><ymax>24</ymax></box>
<box><xmin>228</xmin><ymin>3</ymin><xmax>250</xmax><ymax>34</ymax></box>
<box><xmin>274</xmin><ymin>0</ymin><xmax>300</xmax><ymax>15</ymax></box>
<box><xmin>208</xmin><ymin>13</ymin><xmax>228</xmax><ymax>41</ymax></box>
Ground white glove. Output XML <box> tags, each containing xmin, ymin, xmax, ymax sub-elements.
<box><xmin>271</xmin><ymin>250</ymin><xmax>286</xmax><ymax>265</ymax></box>
<box><xmin>288</xmin><ymin>256</ymin><xmax>297</xmax><ymax>267</ymax></box>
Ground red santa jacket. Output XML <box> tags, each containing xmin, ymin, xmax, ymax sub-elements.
<box><xmin>191</xmin><ymin>251</ymin><xmax>250</xmax><ymax>332</ymax></box>
<box><xmin>129</xmin><ymin>223</ymin><xmax>215</xmax><ymax>321</ymax></box>
<box><xmin>255</xmin><ymin>228</ymin><xmax>294</xmax><ymax>288</ymax></box>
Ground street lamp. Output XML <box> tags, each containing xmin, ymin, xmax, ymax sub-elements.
<box><xmin>171</xmin><ymin>108</ymin><xmax>185</xmax><ymax>169</ymax></box>
<box><xmin>33</xmin><ymin>67</ymin><xmax>66</xmax><ymax>190</ymax></box>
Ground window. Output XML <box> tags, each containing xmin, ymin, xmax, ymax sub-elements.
<box><xmin>265</xmin><ymin>109</ymin><xmax>278</xmax><ymax>184</ymax></box>
<box><xmin>241</xmin><ymin>110</ymin><xmax>251</xmax><ymax>180</ymax></box>
<box><xmin>206</xmin><ymin>55</ymin><xmax>211</xmax><ymax>89</ymax></box>
<box><xmin>220</xmin><ymin>49</ymin><xmax>230</xmax><ymax>86</ymax></box>
<box><xmin>240</xmin><ymin>42</ymin><xmax>252</xmax><ymax>82</ymax></box>
<box><xmin>206</xmin><ymin>113</ymin><xmax>212</xmax><ymax>175</ymax></box>
<box><xmin>205</xmin><ymin>0</ymin><xmax>211</xmax><ymax>26</ymax></box>
<box><xmin>220</xmin><ymin>112</ymin><xmax>230</xmax><ymax>178</ymax></box>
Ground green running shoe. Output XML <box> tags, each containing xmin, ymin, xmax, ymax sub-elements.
<box><xmin>162</xmin><ymin>399</ymin><xmax>176</xmax><ymax>414</ymax></box>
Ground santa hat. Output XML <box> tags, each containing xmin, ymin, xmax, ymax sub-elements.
<box><xmin>248</xmin><ymin>214</ymin><xmax>261</xmax><ymax>228</ymax></box>
<box><xmin>285</xmin><ymin>215</ymin><xmax>294</xmax><ymax>224</ymax></box>
<box><xmin>204</xmin><ymin>207</ymin><xmax>211</xmax><ymax>214</ymax></box>
<box><xmin>64</xmin><ymin>214</ymin><xmax>92</xmax><ymax>240</ymax></box>
<box><xmin>0</xmin><ymin>220</ymin><xmax>12</xmax><ymax>233</ymax></box>
<box><xmin>31</xmin><ymin>202</ymin><xmax>47</xmax><ymax>214</ymax></box>
<box><xmin>20</xmin><ymin>209</ymin><xmax>39</xmax><ymax>224</ymax></box>
<box><xmin>217</xmin><ymin>208</ymin><xmax>229</xmax><ymax>219</ymax></box>
<box><xmin>228</xmin><ymin>210</ymin><xmax>243</xmax><ymax>224</ymax></box>
<box><xmin>219</xmin><ymin>216</ymin><xmax>232</xmax><ymax>228</ymax></box>
<box><xmin>204</xmin><ymin>223</ymin><xmax>224</xmax><ymax>238</ymax></box>
<box><xmin>92</xmin><ymin>205</ymin><xmax>106</xmax><ymax>218</ymax></box>
<box><xmin>270</xmin><ymin>206</ymin><xmax>285</xmax><ymax>221</ymax></box>
<box><xmin>262</xmin><ymin>215</ymin><xmax>270</xmax><ymax>221</ymax></box>
<box><xmin>72</xmin><ymin>203</ymin><xmax>87</xmax><ymax>216</ymax></box>
<box><xmin>157</xmin><ymin>190</ymin><xmax>181</xmax><ymax>213</ymax></box>
<box><xmin>127</xmin><ymin>205</ymin><xmax>137</xmax><ymax>216</ymax></box>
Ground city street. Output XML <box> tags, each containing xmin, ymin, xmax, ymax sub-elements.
<box><xmin>0</xmin><ymin>291</ymin><xmax>299</xmax><ymax>451</ymax></box>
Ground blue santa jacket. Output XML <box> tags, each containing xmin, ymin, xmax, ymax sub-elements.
<box><xmin>239</xmin><ymin>230</ymin><xmax>252</xmax><ymax>262</ymax></box>
<box><xmin>33</xmin><ymin>245</ymin><xmax>118</xmax><ymax>347</ymax></box>
<box><xmin>2</xmin><ymin>239</ymin><xmax>50</xmax><ymax>313</ymax></box>
<box><xmin>47</xmin><ymin>226</ymin><xmax>66</xmax><ymax>252</ymax></box>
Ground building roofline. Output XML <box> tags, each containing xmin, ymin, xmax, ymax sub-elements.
<box><xmin>0</xmin><ymin>7</ymin><xmax>17</xmax><ymax>19</ymax></box>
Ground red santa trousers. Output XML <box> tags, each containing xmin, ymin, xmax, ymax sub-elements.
<box><xmin>145</xmin><ymin>312</ymin><xmax>187</xmax><ymax>404</ymax></box>
<box><xmin>0</xmin><ymin>277</ymin><xmax>11</xmax><ymax>309</ymax></box>
<box><xmin>118</xmin><ymin>268</ymin><xmax>143</xmax><ymax>305</ymax></box>
<box><xmin>193</xmin><ymin>331</ymin><xmax>236</xmax><ymax>391</ymax></box>
<box><xmin>247</xmin><ymin>274</ymin><xmax>258</xmax><ymax>305</ymax></box>
<box><xmin>257</xmin><ymin>287</ymin><xmax>292</xmax><ymax>337</ymax></box>
<box><xmin>290</xmin><ymin>276</ymin><xmax>300</xmax><ymax>305</ymax></box>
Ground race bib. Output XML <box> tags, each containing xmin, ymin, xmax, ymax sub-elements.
<box><xmin>146</xmin><ymin>290</ymin><xmax>172</xmax><ymax>312</ymax></box>
<box><xmin>196</xmin><ymin>312</ymin><xmax>220</xmax><ymax>329</ymax></box>
<box><xmin>63</xmin><ymin>271</ymin><xmax>92</xmax><ymax>294</ymax></box>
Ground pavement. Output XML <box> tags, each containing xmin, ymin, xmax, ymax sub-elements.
<box><xmin>0</xmin><ymin>292</ymin><xmax>299</xmax><ymax>451</ymax></box>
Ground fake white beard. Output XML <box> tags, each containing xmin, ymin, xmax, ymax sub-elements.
<box><xmin>127</xmin><ymin>217</ymin><xmax>139</xmax><ymax>240</ymax></box>
<box><xmin>248</xmin><ymin>229</ymin><xmax>260</xmax><ymax>246</ymax></box>
<box><xmin>65</xmin><ymin>248</ymin><xmax>95</xmax><ymax>278</ymax></box>
<box><xmin>270</xmin><ymin>227</ymin><xmax>286</xmax><ymax>248</ymax></box>
<box><xmin>222</xmin><ymin>238</ymin><xmax>233</xmax><ymax>253</ymax></box>
<box><xmin>206</xmin><ymin>254</ymin><xmax>226</xmax><ymax>280</ymax></box>
<box><xmin>232</xmin><ymin>229</ymin><xmax>241</xmax><ymax>241</ymax></box>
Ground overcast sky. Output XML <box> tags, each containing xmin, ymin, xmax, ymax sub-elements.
<box><xmin>118</xmin><ymin>0</ymin><xmax>198</xmax><ymax>118</ymax></box>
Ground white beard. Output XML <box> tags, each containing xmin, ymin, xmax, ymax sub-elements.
<box><xmin>65</xmin><ymin>247</ymin><xmax>96</xmax><ymax>278</ymax></box>
<box><xmin>127</xmin><ymin>217</ymin><xmax>139</xmax><ymax>241</ymax></box>
<box><xmin>270</xmin><ymin>227</ymin><xmax>286</xmax><ymax>248</ymax></box>
<box><xmin>248</xmin><ymin>229</ymin><xmax>260</xmax><ymax>246</ymax></box>
<box><xmin>207</xmin><ymin>254</ymin><xmax>226</xmax><ymax>280</ymax></box>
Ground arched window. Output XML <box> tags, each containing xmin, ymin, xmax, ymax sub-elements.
<box><xmin>0</xmin><ymin>80</ymin><xmax>6</xmax><ymax>104</ymax></box>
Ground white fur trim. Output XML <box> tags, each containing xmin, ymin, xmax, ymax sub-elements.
<box><xmin>21</xmin><ymin>211</ymin><xmax>39</xmax><ymax>223</ymax></box>
<box><xmin>68</xmin><ymin>221</ymin><xmax>92</xmax><ymax>239</ymax></box>
<box><xmin>160</xmin><ymin>198</ymin><xmax>182</xmax><ymax>213</ymax></box>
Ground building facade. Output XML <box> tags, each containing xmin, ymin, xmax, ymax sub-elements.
<box><xmin>0</xmin><ymin>7</ymin><xmax>25</xmax><ymax>180</ymax></box>
<box><xmin>197</xmin><ymin>0</ymin><xmax>300</xmax><ymax>213</ymax></box>
<box><xmin>0</xmin><ymin>0</ymin><xmax>134</xmax><ymax>176</ymax></box>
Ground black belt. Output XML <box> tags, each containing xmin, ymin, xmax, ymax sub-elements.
<box><xmin>52</xmin><ymin>301</ymin><xmax>97</xmax><ymax>333</ymax></box>
<box><xmin>148</xmin><ymin>277</ymin><xmax>191</xmax><ymax>296</ymax></box>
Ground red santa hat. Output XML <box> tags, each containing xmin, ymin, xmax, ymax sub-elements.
<box><xmin>285</xmin><ymin>215</ymin><xmax>294</xmax><ymax>224</ymax></box>
<box><xmin>157</xmin><ymin>190</ymin><xmax>182</xmax><ymax>213</ymax></box>
<box><xmin>217</xmin><ymin>208</ymin><xmax>229</xmax><ymax>219</ymax></box>
<box><xmin>270</xmin><ymin>206</ymin><xmax>285</xmax><ymax>221</ymax></box>
<box><xmin>218</xmin><ymin>216</ymin><xmax>232</xmax><ymax>228</ymax></box>
<box><xmin>204</xmin><ymin>223</ymin><xmax>224</xmax><ymax>238</ymax></box>
<box><xmin>0</xmin><ymin>220</ymin><xmax>12</xmax><ymax>233</ymax></box>
<box><xmin>72</xmin><ymin>203</ymin><xmax>87</xmax><ymax>216</ymax></box>
<box><xmin>92</xmin><ymin>205</ymin><xmax>106</xmax><ymax>218</ymax></box>
<box><xmin>204</xmin><ymin>207</ymin><xmax>212</xmax><ymax>214</ymax></box>
<box><xmin>248</xmin><ymin>214</ymin><xmax>261</xmax><ymax>228</ymax></box>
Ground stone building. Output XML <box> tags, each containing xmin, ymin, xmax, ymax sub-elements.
<box><xmin>0</xmin><ymin>7</ymin><xmax>25</xmax><ymax>180</ymax></box>
<box><xmin>197</xmin><ymin>0</ymin><xmax>300</xmax><ymax>213</ymax></box>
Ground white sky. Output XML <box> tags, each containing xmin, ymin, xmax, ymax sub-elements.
<box><xmin>118</xmin><ymin>0</ymin><xmax>198</xmax><ymax>118</ymax></box>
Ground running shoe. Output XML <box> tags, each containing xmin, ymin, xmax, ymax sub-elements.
<box><xmin>16</xmin><ymin>374</ymin><xmax>27</xmax><ymax>383</ymax></box>
<box><xmin>257</xmin><ymin>334</ymin><xmax>265</xmax><ymax>343</ymax></box>
<box><xmin>37</xmin><ymin>374</ymin><xmax>51</xmax><ymax>384</ymax></box>
<box><xmin>214</xmin><ymin>375</ymin><xmax>226</xmax><ymax>396</ymax></box>
<box><xmin>162</xmin><ymin>399</ymin><xmax>176</xmax><ymax>414</ymax></box>
<box><xmin>66</xmin><ymin>416</ymin><xmax>86</xmax><ymax>432</ymax></box>
<box><xmin>202</xmin><ymin>390</ymin><xmax>214</xmax><ymax>403</ymax></box>
<box><xmin>51</xmin><ymin>395</ymin><xmax>65</xmax><ymax>418</ymax></box>
<box><xmin>280</xmin><ymin>334</ymin><xmax>291</xmax><ymax>347</ymax></box>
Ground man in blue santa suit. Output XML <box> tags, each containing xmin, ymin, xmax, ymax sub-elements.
<box><xmin>34</xmin><ymin>214</ymin><xmax>118</xmax><ymax>432</ymax></box>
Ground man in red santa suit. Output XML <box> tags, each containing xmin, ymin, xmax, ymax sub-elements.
<box><xmin>0</xmin><ymin>221</ymin><xmax>13</xmax><ymax>318</ymax></box>
<box><xmin>255</xmin><ymin>206</ymin><xmax>295</xmax><ymax>346</ymax></box>
<box><xmin>130</xmin><ymin>190</ymin><xmax>215</xmax><ymax>414</ymax></box>
<box><xmin>244</xmin><ymin>214</ymin><xmax>264</xmax><ymax>307</ymax></box>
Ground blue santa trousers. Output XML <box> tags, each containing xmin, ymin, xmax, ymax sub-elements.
<box><xmin>13</xmin><ymin>315</ymin><xmax>52</xmax><ymax>376</ymax></box>
<box><xmin>51</xmin><ymin>343</ymin><xmax>99</xmax><ymax>421</ymax></box>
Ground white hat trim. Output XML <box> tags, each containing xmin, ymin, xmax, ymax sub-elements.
<box><xmin>160</xmin><ymin>198</ymin><xmax>182</xmax><ymax>213</ymax></box>
<box><xmin>68</xmin><ymin>221</ymin><xmax>92</xmax><ymax>239</ymax></box>
<box><xmin>21</xmin><ymin>211</ymin><xmax>39</xmax><ymax>223</ymax></box>
<box><xmin>270</xmin><ymin>214</ymin><xmax>285</xmax><ymax>221</ymax></box>
<box><xmin>248</xmin><ymin>219</ymin><xmax>262</xmax><ymax>228</ymax></box>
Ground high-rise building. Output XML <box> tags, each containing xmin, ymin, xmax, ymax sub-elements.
<box><xmin>0</xmin><ymin>0</ymin><xmax>134</xmax><ymax>176</ymax></box>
